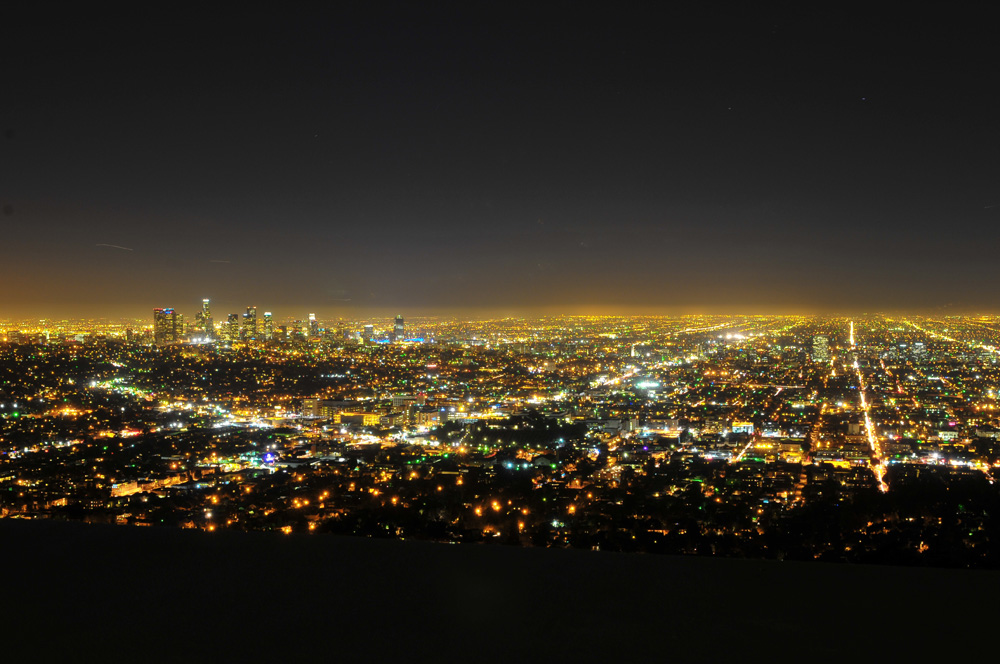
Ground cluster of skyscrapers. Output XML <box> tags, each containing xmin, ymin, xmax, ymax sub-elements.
<box><xmin>219</xmin><ymin>306</ymin><xmax>275</xmax><ymax>343</ymax></box>
<box><xmin>152</xmin><ymin>299</ymin><xmax>404</xmax><ymax>346</ymax></box>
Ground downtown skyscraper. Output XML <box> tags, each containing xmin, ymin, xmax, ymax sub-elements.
<box><xmin>153</xmin><ymin>308</ymin><xmax>181</xmax><ymax>345</ymax></box>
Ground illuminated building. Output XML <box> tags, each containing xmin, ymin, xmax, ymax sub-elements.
<box><xmin>263</xmin><ymin>312</ymin><xmax>274</xmax><ymax>340</ymax></box>
<box><xmin>242</xmin><ymin>306</ymin><xmax>257</xmax><ymax>340</ymax></box>
<box><xmin>225</xmin><ymin>313</ymin><xmax>240</xmax><ymax>342</ymax></box>
<box><xmin>309</xmin><ymin>313</ymin><xmax>319</xmax><ymax>338</ymax></box>
<box><xmin>812</xmin><ymin>335</ymin><xmax>829</xmax><ymax>362</ymax></box>
<box><xmin>202</xmin><ymin>299</ymin><xmax>213</xmax><ymax>336</ymax></box>
<box><xmin>393</xmin><ymin>314</ymin><xmax>404</xmax><ymax>341</ymax></box>
<box><xmin>362</xmin><ymin>324</ymin><xmax>374</xmax><ymax>341</ymax></box>
<box><xmin>731</xmin><ymin>422</ymin><xmax>754</xmax><ymax>435</ymax></box>
<box><xmin>195</xmin><ymin>298</ymin><xmax>214</xmax><ymax>338</ymax></box>
<box><xmin>153</xmin><ymin>308</ymin><xmax>180</xmax><ymax>345</ymax></box>
<box><xmin>301</xmin><ymin>398</ymin><xmax>356</xmax><ymax>418</ymax></box>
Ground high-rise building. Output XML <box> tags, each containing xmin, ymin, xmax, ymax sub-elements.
<box><xmin>812</xmin><ymin>335</ymin><xmax>829</xmax><ymax>362</ymax></box>
<box><xmin>153</xmin><ymin>308</ymin><xmax>181</xmax><ymax>345</ymax></box>
<box><xmin>263</xmin><ymin>312</ymin><xmax>274</xmax><ymax>340</ymax></box>
<box><xmin>242</xmin><ymin>306</ymin><xmax>257</xmax><ymax>340</ymax></box>
<box><xmin>225</xmin><ymin>313</ymin><xmax>240</xmax><ymax>342</ymax></box>
<box><xmin>194</xmin><ymin>298</ymin><xmax>214</xmax><ymax>339</ymax></box>
<box><xmin>202</xmin><ymin>299</ymin><xmax>213</xmax><ymax>336</ymax></box>
<box><xmin>308</xmin><ymin>313</ymin><xmax>319</xmax><ymax>338</ymax></box>
<box><xmin>362</xmin><ymin>324</ymin><xmax>374</xmax><ymax>341</ymax></box>
<box><xmin>393</xmin><ymin>314</ymin><xmax>404</xmax><ymax>341</ymax></box>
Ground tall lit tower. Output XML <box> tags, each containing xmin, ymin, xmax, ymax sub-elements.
<box><xmin>263</xmin><ymin>312</ymin><xmax>274</xmax><ymax>340</ymax></box>
<box><xmin>242</xmin><ymin>306</ymin><xmax>258</xmax><ymax>340</ymax></box>
<box><xmin>394</xmin><ymin>314</ymin><xmax>404</xmax><ymax>341</ymax></box>
<box><xmin>308</xmin><ymin>313</ymin><xmax>319</xmax><ymax>338</ymax></box>
<box><xmin>196</xmin><ymin>298</ymin><xmax>214</xmax><ymax>338</ymax></box>
<box><xmin>226</xmin><ymin>313</ymin><xmax>240</xmax><ymax>342</ymax></box>
<box><xmin>202</xmin><ymin>299</ymin><xmax>212</xmax><ymax>332</ymax></box>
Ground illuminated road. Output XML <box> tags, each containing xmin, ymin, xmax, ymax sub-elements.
<box><xmin>607</xmin><ymin>318</ymin><xmax>754</xmax><ymax>387</ymax></box>
<box><xmin>731</xmin><ymin>436</ymin><xmax>756</xmax><ymax>463</ymax></box>
<box><xmin>850</xmin><ymin>321</ymin><xmax>888</xmax><ymax>492</ymax></box>
<box><xmin>903</xmin><ymin>319</ymin><xmax>1000</xmax><ymax>356</ymax></box>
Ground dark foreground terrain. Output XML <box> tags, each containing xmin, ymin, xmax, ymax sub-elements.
<box><xmin>2</xmin><ymin>519</ymin><xmax>996</xmax><ymax>662</ymax></box>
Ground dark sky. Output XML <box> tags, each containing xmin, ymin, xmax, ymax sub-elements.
<box><xmin>2</xmin><ymin>4</ymin><xmax>998</xmax><ymax>319</ymax></box>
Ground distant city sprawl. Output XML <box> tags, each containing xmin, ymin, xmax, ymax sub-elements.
<box><xmin>2</xmin><ymin>309</ymin><xmax>1000</xmax><ymax>567</ymax></box>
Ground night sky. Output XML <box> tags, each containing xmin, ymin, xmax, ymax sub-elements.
<box><xmin>3</xmin><ymin>4</ymin><xmax>997</xmax><ymax>319</ymax></box>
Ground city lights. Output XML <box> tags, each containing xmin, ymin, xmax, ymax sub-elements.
<box><xmin>1</xmin><ymin>312</ymin><xmax>999</xmax><ymax>567</ymax></box>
